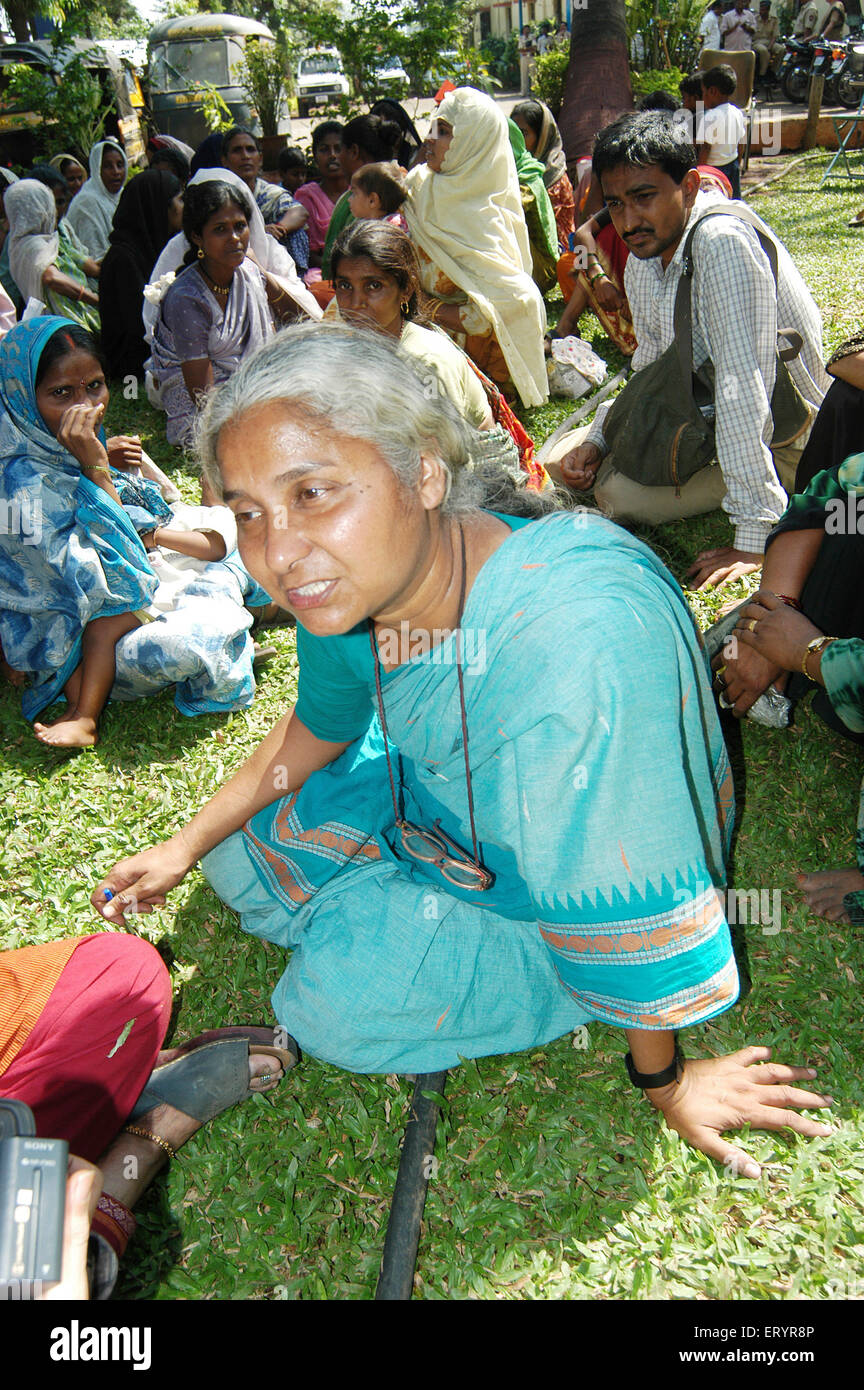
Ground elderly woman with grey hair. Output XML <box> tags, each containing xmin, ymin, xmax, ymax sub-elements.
<box><xmin>94</xmin><ymin>323</ymin><xmax>832</xmax><ymax>1182</ymax></box>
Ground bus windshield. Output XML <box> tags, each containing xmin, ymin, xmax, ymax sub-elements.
<box><xmin>151</xmin><ymin>39</ymin><xmax>230</xmax><ymax>93</ymax></box>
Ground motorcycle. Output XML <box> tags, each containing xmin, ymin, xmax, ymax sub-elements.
<box><xmin>781</xmin><ymin>35</ymin><xmax>846</xmax><ymax>104</ymax></box>
<box><xmin>780</xmin><ymin>35</ymin><xmax>817</xmax><ymax>104</ymax></box>
<box><xmin>836</xmin><ymin>40</ymin><xmax>864</xmax><ymax>108</ymax></box>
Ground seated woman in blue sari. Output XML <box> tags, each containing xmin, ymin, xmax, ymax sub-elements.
<box><xmin>94</xmin><ymin>324</ymin><xmax>832</xmax><ymax>1181</ymax></box>
<box><xmin>0</xmin><ymin>318</ymin><xmax>269</xmax><ymax>747</ymax></box>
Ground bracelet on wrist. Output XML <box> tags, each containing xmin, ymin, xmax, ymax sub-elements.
<box><xmin>777</xmin><ymin>594</ymin><xmax>802</xmax><ymax>612</ymax></box>
<box><xmin>801</xmin><ymin>635</ymin><xmax>837</xmax><ymax>680</ymax></box>
<box><xmin>625</xmin><ymin>1035</ymin><xmax>684</xmax><ymax>1089</ymax></box>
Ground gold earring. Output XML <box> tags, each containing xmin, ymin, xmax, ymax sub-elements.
<box><xmin>197</xmin><ymin>247</ymin><xmax>204</xmax><ymax>260</ymax></box>
<box><xmin>401</xmin><ymin>301</ymin><xmax>409</xmax><ymax>314</ymax></box>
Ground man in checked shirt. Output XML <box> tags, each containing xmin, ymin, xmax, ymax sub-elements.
<box><xmin>551</xmin><ymin>113</ymin><xmax>829</xmax><ymax>591</ymax></box>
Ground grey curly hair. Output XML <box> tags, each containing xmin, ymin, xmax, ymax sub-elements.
<box><xmin>195</xmin><ymin>321</ymin><xmax>556</xmax><ymax>518</ymax></box>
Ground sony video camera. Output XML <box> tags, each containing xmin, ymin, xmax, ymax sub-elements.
<box><xmin>0</xmin><ymin>1098</ymin><xmax>67</xmax><ymax>1286</ymax></box>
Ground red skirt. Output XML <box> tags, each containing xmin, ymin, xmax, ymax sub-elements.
<box><xmin>0</xmin><ymin>934</ymin><xmax>172</xmax><ymax>1162</ymax></box>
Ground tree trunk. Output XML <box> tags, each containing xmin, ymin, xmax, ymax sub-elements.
<box><xmin>557</xmin><ymin>0</ymin><xmax>633</xmax><ymax>178</ymax></box>
<box><xmin>5</xmin><ymin>1</ymin><xmax>35</xmax><ymax>41</ymax></box>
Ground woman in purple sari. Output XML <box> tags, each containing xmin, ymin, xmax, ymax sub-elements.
<box><xmin>150</xmin><ymin>181</ymin><xmax>295</xmax><ymax>450</ymax></box>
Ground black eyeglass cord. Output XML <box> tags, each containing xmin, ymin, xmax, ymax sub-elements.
<box><xmin>368</xmin><ymin>522</ymin><xmax>484</xmax><ymax>872</ymax></box>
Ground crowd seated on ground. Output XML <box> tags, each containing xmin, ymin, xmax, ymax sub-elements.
<box><xmin>0</xmin><ymin>318</ymin><xmax>271</xmax><ymax>747</ymax></box>
<box><xmin>65</xmin><ymin>140</ymin><xmax>129</xmax><ymax>261</ymax></box>
<box><xmin>0</xmin><ymin>80</ymin><xmax>859</xmax><ymax>1299</ymax></box>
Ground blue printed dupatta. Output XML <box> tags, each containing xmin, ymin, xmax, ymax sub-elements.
<box><xmin>0</xmin><ymin>317</ymin><xmax>157</xmax><ymax>719</ymax></box>
<box><xmin>204</xmin><ymin>512</ymin><xmax>739</xmax><ymax>1075</ymax></box>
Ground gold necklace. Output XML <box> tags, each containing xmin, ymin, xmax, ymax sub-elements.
<box><xmin>198</xmin><ymin>265</ymin><xmax>230</xmax><ymax>298</ymax></box>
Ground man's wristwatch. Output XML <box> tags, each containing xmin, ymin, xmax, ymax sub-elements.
<box><xmin>625</xmin><ymin>1036</ymin><xmax>684</xmax><ymax>1089</ymax></box>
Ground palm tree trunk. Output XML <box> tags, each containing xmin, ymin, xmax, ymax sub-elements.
<box><xmin>557</xmin><ymin>0</ymin><xmax>633</xmax><ymax>176</ymax></box>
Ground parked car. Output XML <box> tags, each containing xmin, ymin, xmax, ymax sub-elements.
<box><xmin>295</xmin><ymin>49</ymin><xmax>350</xmax><ymax>117</ymax></box>
<box><xmin>0</xmin><ymin>38</ymin><xmax>146</xmax><ymax>167</ymax></box>
<box><xmin>369</xmin><ymin>57</ymin><xmax>409</xmax><ymax>98</ymax></box>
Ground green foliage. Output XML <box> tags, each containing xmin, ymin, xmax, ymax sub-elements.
<box><xmin>189</xmin><ymin>79</ymin><xmax>235</xmax><ymax>133</ymax></box>
<box><xmin>4</xmin><ymin>49</ymin><xmax>115</xmax><ymax>157</ymax></box>
<box><xmin>626</xmin><ymin>0</ymin><xmax>702</xmax><ymax>73</ymax></box>
<box><xmin>394</xmin><ymin>0</ymin><xmax>473</xmax><ymax>96</ymax></box>
<box><xmin>532</xmin><ymin>48</ymin><xmax>569</xmax><ymax>117</ymax></box>
<box><xmin>237</xmin><ymin>36</ymin><xmax>294</xmax><ymax>136</ymax></box>
<box><xmin>86</xmin><ymin>1</ymin><xmax>150</xmax><ymax>41</ymax></box>
<box><xmin>299</xmin><ymin>0</ymin><xmax>471</xmax><ymax>99</ymax></box>
<box><xmin>630</xmin><ymin>65</ymin><xmax>686</xmax><ymax>101</ymax></box>
<box><xmin>439</xmin><ymin>41</ymin><xmax>500</xmax><ymax>97</ymax></box>
<box><xmin>479</xmin><ymin>33</ymin><xmax>520</xmax><ymax>91</ymax></box>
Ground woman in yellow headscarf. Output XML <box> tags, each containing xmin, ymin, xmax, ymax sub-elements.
<box><xmin>403</xmin><ymin>87</ymin><xmax>548</xmax><ymax>408</ymax></box>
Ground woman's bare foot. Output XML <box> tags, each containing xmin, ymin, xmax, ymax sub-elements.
<box><xmin>33</xmin><ymin>709</ymin><xmax>98</xmax><ymax>747</ymax></box>
<box><xmin>797</xmin><ymin>868</ymin><xmax>864</xmax><ymax>921</ymax></box>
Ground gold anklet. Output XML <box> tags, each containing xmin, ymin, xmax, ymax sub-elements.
<box><xmin>123</xmin><ymin>1125</ymin><xmax>177</xmax><ymax>1160</ymax></box>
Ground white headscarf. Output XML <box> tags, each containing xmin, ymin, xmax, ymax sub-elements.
<box><xmin>0</xmin><ymin>168</ymin><xmax>19</xmax><ymax>189</ymax></box>
<box><xmin>64</xmin><ymin>139</ymin><xmax>128</xmax><ymax>259</ymax></box>
<box><xmin>143</xmin><ymin>166</ymin><xmax>321</xmax><ymax>340</ymax></box>
<box><xmin>404</xmin><ymin>88</ymin><xmax>548</xmax><ymax>407</ymax></box>
<box><xmin>6</xmin><ymin>179</ymin><xmax>59</xmax><ymax>304</ymax></box>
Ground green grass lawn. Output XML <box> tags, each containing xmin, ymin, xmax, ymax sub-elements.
<box><xmin>3</xmin><ymin>153</ymin><xmax>864</xmax><ymax>1301</ymax></box>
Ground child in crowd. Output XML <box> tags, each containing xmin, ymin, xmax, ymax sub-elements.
<box><xmin>696</xmin><ymin>64</ymin><xmax>745</xmax><ymax>199</ymax></box>
<box><xmin>676</xmin><ymin>71</ymin><xmax>705</xmax><ymax>143</ymax></box>
<box><xmin>347</xmin><ymin>161</ymin><xmax>408</xmax><ymax>231</ymax></box>
<box><xmin>278</xmin><ymin>146</ymin><xmax>310</xmax><ymax>195</ymax></box>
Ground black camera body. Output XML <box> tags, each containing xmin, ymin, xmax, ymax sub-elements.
<box><xmin>0</xmin><ymin>1098</ymin><xmax>67</xmax><ymax>1286</ymax></box>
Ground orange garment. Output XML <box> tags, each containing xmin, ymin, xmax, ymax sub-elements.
<box><xmin>414</xmin><ymin>242</ymin><xmax>515</xmax><ymax>399</ymax></box>
<box><xmin>548</xmin><ymin>172</ymin><xmax>576</xmax><ymax>252</ymax></box>
<box><xmin>0</xmin><ymin>937</ymin><xmax>79</xmax><ymax>1072</ymax></box>
<box><xmin>556</xmin><ymin>228</ymin><xmax>637</xmax><ymax>358</ymax></box>
<box><xmin>308</xmin><ymin>279</ymin><xmax>335</xmax><ymax>309</ymax></box>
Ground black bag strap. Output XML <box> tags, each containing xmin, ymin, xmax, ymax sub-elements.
<box><xmin>671</xmin><ymin>205</ymin><xmax>799</xmax><ymax>396</ymax></box>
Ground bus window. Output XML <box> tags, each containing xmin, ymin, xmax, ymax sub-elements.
<box><xmin>151</xmin><ymin>39</ymin><xmax>230</xmax><ymax>93</ymax></box>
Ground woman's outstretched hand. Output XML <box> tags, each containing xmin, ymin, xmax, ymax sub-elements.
<box><xmin>647</xmin><ymin>1046</ymin><xmax>833</xmax><ymax>1178</ymax></box>
<box><xmin>91</xmin><ymin>836</ymin><xmax>196</xmax><ymax>924</ymax></box>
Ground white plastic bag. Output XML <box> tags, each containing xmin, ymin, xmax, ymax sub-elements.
<box><xmin>551</xmin><ymin>335</ymin><xmax>607</xmax><ymax>386</ymax></box>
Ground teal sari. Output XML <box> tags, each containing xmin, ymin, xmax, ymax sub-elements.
<box><xmin>203</xmin><ymin>512</ymin><xmax>738</xmax><ymax>1073</ymax></box>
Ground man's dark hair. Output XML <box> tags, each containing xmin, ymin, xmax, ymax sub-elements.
<box><xmin>702</xmin><ymin>64</ymin><xmax>738</xmax><ymax>98</ymax></box>
<box><xmin>592</xmin><ymin>111</ymin><xmax>697</xmax><ymax>186</ymax></box>
<box><xmin>680</xmin><ymin>72</ymin><xmax>705</xmax><ymax>99</ymax></box>
<box><xmin>637</xmin><ymin>89</ymin><xmax>680</xmax><ymax>112</ymax></box>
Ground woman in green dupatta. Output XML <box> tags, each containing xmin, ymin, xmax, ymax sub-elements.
<box><xmin>507</xmin><ymin>117</ymin><xmax>559</xmax><ymax>294</ymax></box>
<box><xmin>5</xmin><ymin>179</ymin><xmax>99</xmax><ymax>331</ymax></box>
